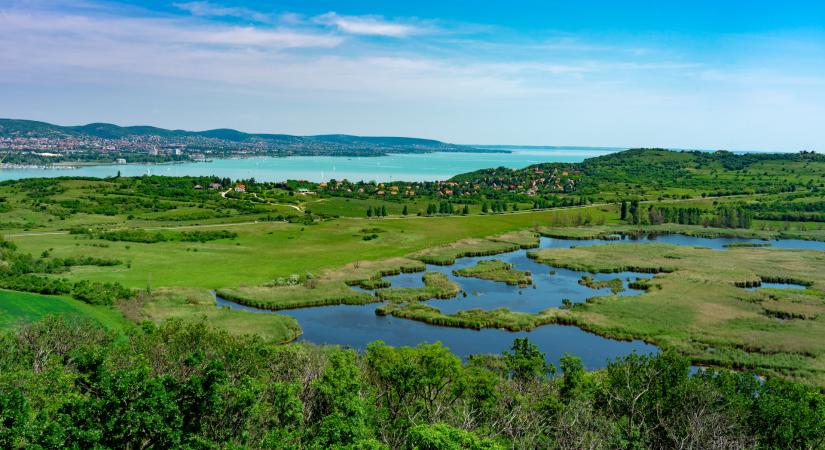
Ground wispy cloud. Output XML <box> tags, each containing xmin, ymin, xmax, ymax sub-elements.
<box><xmin>173</xmin><ymin>1</ymin><xmax>271</xmax><ymax>23</ymax></box>
<box><xmin>0</xmin><ymin>9</ymin><xmax>342</xmax><ymax>50</ymax></box>
<box><xmin>314</xmin><ymin>12</ymin><xmax>425</xmax><ymax>37</ymax></box>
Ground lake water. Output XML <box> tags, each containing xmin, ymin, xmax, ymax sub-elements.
<box><xmin>0</xmin><ymin>147</ymin><xmax>619</xmax><ymax>183</ymax></box>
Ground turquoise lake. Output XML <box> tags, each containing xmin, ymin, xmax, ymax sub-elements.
<box><xmin>0</xmin><ymin>147</ymin><xmax>620</xmax><ymax>182</ymax></box>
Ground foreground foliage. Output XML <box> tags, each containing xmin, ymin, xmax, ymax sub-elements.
<box><xmin>0</xmin><ymin>317</ymin><xmax>822</xmax><ymax>449</ymax></box>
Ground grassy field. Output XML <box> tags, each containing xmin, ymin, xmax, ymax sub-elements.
<box><xmin>129</xmin><ymin>287</ymin><xmax>301</xmax><ymax>343</ymax></box>
<box><xmin>6</xmin><ymin>207</ymin><xmax>613</xmax><ymax>290</ymax></box>
<box><xmin>453</xmin><ymin>260</ymin><xmax>533</xmax><ymax>286</ymax></box>
<box><xmin>377</xmin><ymin>301</ymin><xmax>564</xmax><ymax>331</ymax></box>
<box><xmin>0</xmin><ymin>289</ymin><xmax>132</xmax><ymax>332</ymax></box>
<box><xmin>216</xmin><ymin>257</ymin><xmax>423</xmax><ymax>310</ymax></box>
<box><xmin>529</xmin><ymin>243</ymin><xmax>825</xmax><ymax>384</ymax></box>
<box><xmin>376</xmin><ymin>272</ymin><xmax>460</xmax><ymax>302</ymax></box>
<box><xmin>537</xmin><ymin>222</ymin><xmax>825</xmax><ymax>241</ymax></box>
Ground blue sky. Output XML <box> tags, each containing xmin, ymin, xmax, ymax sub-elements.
<box><xmin>1</xmin><ymin>1</ymin><xmax>825</xmax><ymax>150</ymax></box>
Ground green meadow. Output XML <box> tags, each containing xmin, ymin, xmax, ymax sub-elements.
<box><xmin>6</xmin><ymin>206</ymin><xmax>614</xmax><ymax>290</ymax></box>
<box><xmin>0</xmin><ymin>289</ymin><xmax>131</xmax><ymax>332</ymax></box>
<box><xmin>529</xmin><ymin>242</ymin><xmax>825</xmax><ymax>384</ymax></box>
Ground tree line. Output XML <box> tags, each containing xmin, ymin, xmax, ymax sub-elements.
<box><xmin>621</xmin><ymin>201</ymin><xmax>753</xmax><ymax>229</ymax></box>
<box><xmin>1</xmin><ymin>316</ymin><xmax>822</xmax><ymax>449</ymax></box>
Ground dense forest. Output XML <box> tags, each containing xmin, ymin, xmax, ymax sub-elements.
<box><xmin>1</xmin><ymin>316</ymin><xmax>822</xmax><ymax>449</ymax></box>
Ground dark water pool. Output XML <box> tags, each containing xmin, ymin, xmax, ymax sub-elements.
<box><xmin>216</xmin><ymin>296</ymin><xmax>657</xmax><ymax>370</ymax></box>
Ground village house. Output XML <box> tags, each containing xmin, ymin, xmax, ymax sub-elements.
<box><xmin>234</xmin><ymin>184</ymin><xmax>246</xmax><ymax>193</ymax></box>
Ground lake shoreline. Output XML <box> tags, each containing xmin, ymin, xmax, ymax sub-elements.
<box><xmin>0</xmin><ymin>147</ymin><xmax>619</xmax><ymax>183</ymax></box>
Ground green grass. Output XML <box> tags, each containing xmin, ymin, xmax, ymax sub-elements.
<box><xmin>578</xmin><ymin>275</ymin><xmax>624</xmax><ymax>294</ymax></box>
<box><xmin>376</xmin><ymin>272</ymin><xmax>460</xmax><ymax>302</ymax></box>
<box><xmin>537</xmin><ymin>223</ymin><xmax>825</xmax><ymax>242</ymax></box>
<box><xmin>453</xmin><ymin>260</ymin><xmax>532</xmax><ymax>286</ymax></box>
<box><xmin>218</xmin><ymin>281</ymin><xmax>375</xmax><ymax>311</ymax></box>
<box><xmin>134</xmin><ymin>288</ymin><xmax>300</xmax><ymax>343</ymax></box>
<box><xmin>7</xmin><ymin>207</ymin><xmax>610</xmax><ymax>290</ymax></box>
<box><xmin>215</xmin><ymin>257</ymin><xmax>424</xmax><ymax>310</ymax></box>
<box><xmin>411</xmin><ymin>238</ymin><xmax>520</xmax><ymax>265</ymax></box>
<box><xmin>489</xmin><ymin>230</ymin><xmax>541</xmax><ymax>248</ymax></box>
<box><xmin>528</xmin><ymin>243</ymin><xmax>825</xmax><ymax>384</ymax></box>
<box><xmin>0</xmin><ymin>289</ymin><xmax>132</xmax><ymax>332</ymax></box>
<box><xmin>377</xmin><ymin>302</ymin><xmax>567</xmax><ymax>331</ymax></box>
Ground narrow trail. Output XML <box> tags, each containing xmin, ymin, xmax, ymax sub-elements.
<box><xmin>223</xmin><ymin>188</ymin><xmax>303</xmax><ymax>211</ymax></box>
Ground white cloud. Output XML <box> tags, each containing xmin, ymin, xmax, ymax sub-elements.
<box><xmin>0</xmin><ymin>9</ymin><xmax>342</xmax><ymax>50</ymax></box>
<box><xmin>314</xmin><ymin>12</ymin><xmax>423</xmax><ymax>37</ymax></box>
<box><xmin>173</xmin><ymin>1</ymin><xmax>270</xmax><ymax>23</ymax></box>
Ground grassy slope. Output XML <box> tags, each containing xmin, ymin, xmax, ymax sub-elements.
<box><xmin>0</xmin><ymin>289</ymin><xmax>132</xmax><ymax>332</ymax></box>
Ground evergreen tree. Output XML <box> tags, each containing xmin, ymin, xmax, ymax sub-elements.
<box><xmin>629</xmin><ymin>200</ymin><xmax>640</xmax><ymax>224</ymax></box>
<box><xmin>620</xmin><ymin>201</ymin><xmax>628</xmax><ymax>221</ymax></box>
<box><xmin>366</xmin><ymin>206</ymin><xmax>373</xmax><ymax>218</ymax></box>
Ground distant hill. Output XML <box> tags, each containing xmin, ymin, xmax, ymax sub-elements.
<box><xmin>0</xmin><ymin>118</ymin><xmax>499</xmax><ymax>155</ymax></box>
<box><xmin>449</xmin><ymin>147</ymin><xmax>824</xmax><ymax>196</ymax></box>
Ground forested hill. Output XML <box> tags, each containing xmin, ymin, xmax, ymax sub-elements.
<box><xmin>0</xmin><ymin>118</ymin><xmax>500</xmax><ymax>156</ymax></box>
<box><xmin>450</xmin><ymin>148</ymin><xmax>825</xmax><ymax>196</ymax></box>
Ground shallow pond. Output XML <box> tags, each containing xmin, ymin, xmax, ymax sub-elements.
<box><xmin>216</xmin><ymin>296</ymin><xmax>657</xmax><ymax>370</ymax></box>
<box><xmin>379</xmin><ymin>249</ymin><xmax>653</xmax><ymax>315</ymax></box>
<box><xmin>216</xmin><ymin>233</ymin><xmax>824</xmax><ymax>368</ymax></box>
<box><xmin>744</xmin><ymin>282</ymin><xmax>808</xmax><ymax>292</ymax></box>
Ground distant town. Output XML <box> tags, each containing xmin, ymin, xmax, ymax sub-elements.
<box><xmin>0</xmin><ymin>118</ymin><xmax>504</xmax><ymax>167</ymax></box>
